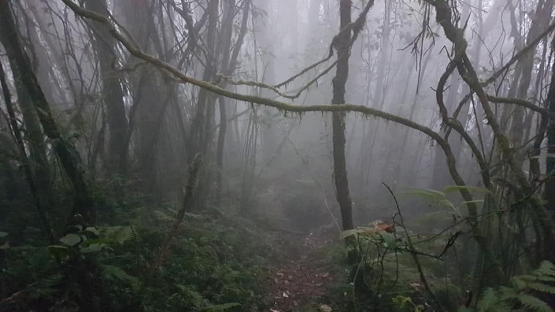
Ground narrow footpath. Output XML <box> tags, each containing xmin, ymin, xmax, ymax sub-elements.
<box><xmin>266</xmin><ymin>228</ymin><xmax>338</xmax><ymax>312</ymax></box>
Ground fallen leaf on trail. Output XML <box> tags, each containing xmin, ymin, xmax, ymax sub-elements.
<box><xmin>270</xmin><ymin>309</ymin><xmax>280</xmax><ymax>312</ymax></box>
<box><xmin>316</xmin><ymin>282</ymin><xmax>323</xmax><ymax>286</ymax></box>
<box><xmin>273</xmin><ymin>278</ymin><xmax>279</xmax><ymax>284</ymax></box>
<box><xmin>277</xmin><ymin>272</ymin><xmax>284</xmax><ymax>276</ymax></box>
<box><xmin>376</xmin><ymin>222</ymin><xmax>395</xmax><ymax>233</ymax></box>
<box><xmin>409</xmin><ymin>282</ymin><xmax>422</xmax><ymax>289</ymax></box>
<box><xmin>282</xmin><ymin>292</ymin><xmax>289</xmax><ymax>298</ymax></box>
<box><xmin>319</xmin><ymin>304</ymin><xmax>333</xmax><ymax>312</ymax></box>
<box><xmin>321</xmin><ymin>272</ymin><xmax>330</xmax><ymax>278</ymax></box>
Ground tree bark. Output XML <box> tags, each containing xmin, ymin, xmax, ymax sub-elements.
<box><xmin>0</xmin><ymin>0</ymin><xmax>94</xmax><ymax>224</ymax></box>
<box><xmin>0</xmin><ymin>59</ymin><xmax>56</xmax><ymax>244</ymax></box>
<box><xmin>84</xmin><ymin>0</ymin><xmax>129</xmax><ymax>176</ymax></box>
<box><xmin>545</xmin><ymin>49</ymin><xmax>555</xmax><ymax>213</ymax></box>
<box><xmin>216</xmin><ymin>0</ymin><xmax>250</xmax><ymax>207</ymax></box>
<box><xmin>332</xmin><ymin>0</ymin><xmax>354</xmax><ymax>231</ymax></box>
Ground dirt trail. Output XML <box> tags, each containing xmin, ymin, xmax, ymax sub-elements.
<box><xmin>266</xmin><ymin>228</ymin><xmax>338</xmax><ymax>312</ymax></box>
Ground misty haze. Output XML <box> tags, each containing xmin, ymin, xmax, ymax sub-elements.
<box><xmin>1</xmin><ymin>0</ymin><xmax>555</xmax><ymax>311</ymax></box>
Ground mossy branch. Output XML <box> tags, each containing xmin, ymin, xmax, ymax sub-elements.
<box><xmin>61</xmin><ymin>0</ymin><xmax>484</xmax><ymax>225</ymax></box>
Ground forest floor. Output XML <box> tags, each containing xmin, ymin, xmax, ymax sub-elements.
<box><xmin>265</xmin><ymin>226</ymin><xmax>341</xmax><ymax>312</ymax></box>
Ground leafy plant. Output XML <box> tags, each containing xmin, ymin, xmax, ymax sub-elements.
<box><xmin>392</xmin><ymin>295</ymin><xmax>425</xmax><ymax>311</ymax></box>
<box><xmin>462</xmin><ymin>261</ymin><xmax>555</xmax><ymax>312</ymax></box>
<box><xmin>47</xmin><ymin>225</ymin><xmax>136</xmax><ymax>260</ymax></box>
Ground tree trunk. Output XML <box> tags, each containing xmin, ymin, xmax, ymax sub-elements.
<box><xmin>0</xmin><ymin>61</ymin><xmax>56</xmax><ymax>244</ymax></box>
<box><xmin>216</xmin><ymin>0</ymin><xmax>250</xmax><ymax>207</ymax></box>
<box><xmin>117</xmin><ymin>0</ymin><xmax>173</xmax><ymax>197</ymax></box>
<box><xmin>332</xmin><ymin>0</ymin><xmax>354</xmax><ymax>231</ymax></box>
<box><xmin>0</xmin><ymin>0</ymin><xmax>94</xmax><ymax>224</ymax></box>
<box><xmin>84</xmin><ymin>0</ymin><xmax>129</xmax><ymax>176</ymax></box>
<box><xmin>509</xmin><ymin>0</ymin><xmax>554</xmax><ymax>149</ymax></box>
<box><xmin>545</xmin><ymin>51</ymin><xmax>555</xmax><ymax>213</ymax></box>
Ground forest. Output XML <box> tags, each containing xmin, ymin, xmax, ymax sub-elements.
<box><xmin>1</xmin><ymin>0</ymin><xmax>555</xmax><ymax>311</ymax></box>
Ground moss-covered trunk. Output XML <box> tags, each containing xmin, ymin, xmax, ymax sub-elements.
<box><xmin>332</xmin><ymin>0</ymin><xmax>354</xmax><ymax>232</ymax></box>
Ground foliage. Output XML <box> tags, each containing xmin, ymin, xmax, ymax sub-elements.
<box><xmin>391</xmin><ymin>295</ymin><xmax>425</xmax><ymax>311</ymax></box>
<box><xmin>461</xmin><ymin>261</ymin><xmax>555</xmax><ymax>312</ymax></box>
<box><xmin>0</xmin><ymin>201</ymin><xmax>281</xmax><ymax>312</ymax></box>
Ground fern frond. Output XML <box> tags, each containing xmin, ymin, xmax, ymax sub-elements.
<box><xmin>477</xmin><ymin>288</ymin><xmax>498</xmax><ymax>310</ymax></box>
<box><xmin>475</xmin><ymin>262</ymin><xmax>555</xmax><ymax>311</ymax></box>
<box><xmin>99</xmin><ymin>226</ymin><xmax>137</xmax><ymax>245</ymax></box>
<box><xmin>101</xmin><ymin>265</ymin><xmax>140</xmax><ymax>290</ymax></box>
<box><xmin>516</xmin><ymin>294</ymin><xmax>552</xmax><ymax>312</ymax></box>
<box><xmin>537</xmin><ymin>261</ymin><xmax>555</xmax><ymax>273</ymax></box>
<box><xmin>524</xmin><ymin>282</ymin><xmax>555</xmax><ymax>294</ymax></box>
<box><xmin>203</xmin><ymin>302</ymin><xmax>241</xmax><ymax>311</ymax></box>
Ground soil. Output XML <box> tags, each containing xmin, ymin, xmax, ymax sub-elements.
<box><xmin>265</xmin><ymin>226</ymin><xmax>339</xmax><ymax>312</ymax></box>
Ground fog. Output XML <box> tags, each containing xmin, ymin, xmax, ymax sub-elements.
<box><xmin>1</xmin><ymin>0</ymin><xmax>555</xmax><ymax>311</ymax></box>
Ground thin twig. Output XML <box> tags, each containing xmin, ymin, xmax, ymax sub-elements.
<box><xmin>383</xmin><ymin>182</ymin><xmax>442</xmax><ymax>309</ymax></box>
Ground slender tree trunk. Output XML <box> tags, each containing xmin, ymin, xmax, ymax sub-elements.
<box><xmin>4</xmin><ymin>57</ymin><xmax>52</xmax><ymax>204</ymax></box>
<box><xmin>545</xmin><ymin>53</ymin><xmax>555</xmax><ymax>213</ymax></box>
<box><xmin>216</xmin><ymin>0</ymin><xmax>251</xmax><ymax>206</ymax></box>
<box><xmin>332</xmin><ymin>0</ymin><xmax>354</xmax><ymax>231</ymax></box>
<box><xmin>0</xmin><ymin>0</ymin><xmax>94</xmax><ymax>224</ymax></box>
<box><xmin>84</xmin><ymin>0</ymin><xmax>129</xmax><ymax>176</ymax></box>
<box><xmin>509</xmin><ymin>0</ymin><xmax>554</xmax><ymax>149</ymax></box>
<box><xmin>0</xmin><ymin>61</ymin><xmax>56</xmax><ymax>244</ymax></box>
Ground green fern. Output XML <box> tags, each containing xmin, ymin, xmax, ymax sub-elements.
<box><xmin>516</xmin><ymin>294</ymin><xmax>552</xmax><ymax>312</ymax></box>
<box><xmin>101</xmin><ymin>264</ymin><xmax>140</xmax><ymax>290</ymax></box>
<box><xmin>99</xmin><ymin>226</ymin><xmax>136</xmax><ymax>245</ymax></box>
<box><xmin>203</xmin><ymin>302</ymin><xmax>241</xmax><ymax>311</ymax></box>
<box><xmin>467</xmin><ymin>261</ymin><xmax>555</xmax><ymax>312</ymax></box>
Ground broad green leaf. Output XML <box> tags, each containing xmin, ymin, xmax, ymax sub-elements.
<box><xmin>437</xmin><ymin>199</ymin><xmax>455</xmax><ymax>208</ymax></box>
<box><xmin>59</xmin><ymin>233</ymin><xmax>82</xmax><ymax>246</ymax></box>
<box><xmin>84</xmin><ymin>227</ymin><xmax>100</xmax><ymax>236</ymax></box>
<box><xmin>380</xmin><ymin>232</ymin><xmax>397</xmax><ymax>249</ymax></box>
<box><xmin>443</xmin><ymin>185</ymin><xmax>492</xmax><ymax>195</ymax></box>
<box><xmin>403</xmin><ymin>188</ymin><xmax>446</xmax><ymax>201</ymax></box>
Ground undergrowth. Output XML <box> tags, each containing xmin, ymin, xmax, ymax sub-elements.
<box><xmin>0</xmin><ymin>200</ymin><xmax>285</xmax><ymax>312</ymax></box>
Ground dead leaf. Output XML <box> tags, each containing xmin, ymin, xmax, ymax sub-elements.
<box><xmin>319</xmin><ymin>304</ymin><xmax>333</xmax><ymax>312</ymax></box>
<box><xmin>277</xmin><ymin>272</ymin><xmax>284</xmax><ymax>276</ymax></box>
<box><xmin>282</xmin><ymin>292</ymin><xmax>289</xmax><ymax>298</ymax></box>
<box><xmin>273</xmin><ymin>278</ymin><xmax>279</xmax><ymax>284</ymax></box>
<box><xmin>321</xmin><ymin>272</ymin><xmax>330</xmax><ymax>278</ymax></box>
<box><xmin>409</xmin><ymin>282</ymin><xmax>422</xmax><ymax>289</ymax></box>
